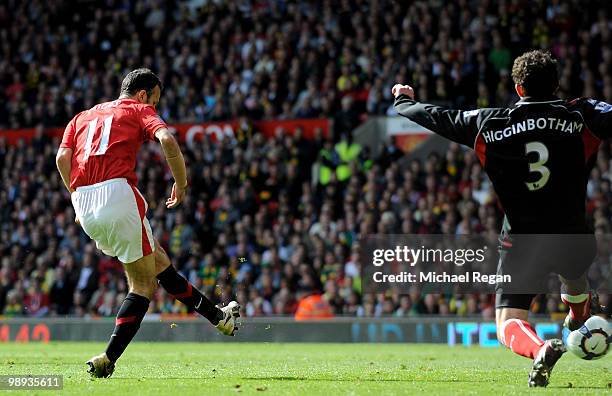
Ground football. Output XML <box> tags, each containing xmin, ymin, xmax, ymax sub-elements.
<box><xmin>566</xmin><ymin>316</ymin><xmax>611</xmax><ymax>360</ymax></box>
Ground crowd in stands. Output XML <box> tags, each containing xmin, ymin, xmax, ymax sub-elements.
<box><xmin>2</xmin><ymin>126</ymin><xmax>610</xmax><ymax>319</ymax></box>
<box><xmin>1</xmin><ymin>0</ymin><xmax>611</xmax><ymax>318</ymax></box>
<box><xmin>1</xmin><ymin>0</ymin><xmax>611</xmax><ymax>129</ymax></box>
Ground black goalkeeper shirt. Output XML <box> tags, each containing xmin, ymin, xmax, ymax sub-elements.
<box><xmin>394</xmin><ymin>95</ymin><xmax>612</xmax><ymax>233</ymax></box>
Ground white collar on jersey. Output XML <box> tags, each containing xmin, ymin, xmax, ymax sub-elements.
<box><xmin>514</xmin><ymin>97</ymin><xmax>563</xmax><ymax>106</ymax></box>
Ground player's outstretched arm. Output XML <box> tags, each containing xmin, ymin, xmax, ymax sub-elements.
<box><xmin>56</xmin><ymin>147</ymin><xmax>75</xmax><ymax>194</ymax></box>
<box><xmin>392</xmin><ymin>83</ymin><xmax>479</xmax><ymax>147</ymax></box>
<box><xmin>580</xmin><ymin>98</ymin><xmax>612</xmax><ymax>139</ymax></box>
<box><xmin>155</xmin><ymin>128</ymin><xmax>188</xmax><ymax>208</ymax></box>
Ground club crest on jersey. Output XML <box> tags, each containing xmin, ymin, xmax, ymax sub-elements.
<box><xmin>587</xmin><ymin>99</ymin><xmax>612</xmax><ymax>113</ymax></box>
<box><xmin>481</xmin><ymin>118</ymin><xmax>583</xmax><ymax>143</ymax></box>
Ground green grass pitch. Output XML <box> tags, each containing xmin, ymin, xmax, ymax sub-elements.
<box><xmin>0</xmin><ymin>342</ymin><xmax>610</xmax><ymax>395</ymax></box>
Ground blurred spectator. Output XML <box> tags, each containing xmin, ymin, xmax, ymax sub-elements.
<box><xmin>49</xmin><ymin>266</ymin><xmax>75</xmax><ymax>315</ymax></box>
<box><xmin>333</xmin><ymin>97</ymin><xmax>359</xmax><ymax>143</ymax></box>
<box><xmin>74</xmin><ymin>253</ymin><xmax>99</xmax><ymax>310</ymax></box>
<box><xmin>294</xmin><ymin>290</ymin><xmax>335</xmax><ymax>321</ymax></box>
<box><xmin>23</xmin><ymin>278</ymin><xmax>49</xmax><ymax>317</ymax></box>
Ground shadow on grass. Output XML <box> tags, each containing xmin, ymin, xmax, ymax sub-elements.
<box><xmin>240</xmin><ymin>377</ymin><xmax>496</xmax><ymax>383</ymax></box>
<box><xmin>549</xmin><ymin>385</ymin><xmax>611</xmax><ymax>390</ymax></box>
<box><xmin>105</xmin><ymin>376</ymin><xmax>488</xmax><ymax>383</ymax></box>
<box><xmin>98</xmin><ymin>377</ymin><xmax>612</xmax><ymax>388</ymax></box>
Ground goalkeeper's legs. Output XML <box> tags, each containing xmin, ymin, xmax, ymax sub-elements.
<box><xmin>495</xmin><ymin>305</ymin><xmax>544</xmax><ymax>359</ymax></box>
<box><xmin>153</xmin><ymin>239</ymin><xmax>240</xmax><ymax>335</ymax></box>
<box><xmin>559</xmin><ymin>274</ymin><xmax>592</xmax><ymax>331</ymax></box>
<box><xmin>88</xmin><ymin>253</ymin><xmax>156</xmax><ymax>378</ymax></box>
<box><xmin>557</xmin><ymin>234</ymin><xmax>600</xmax><ymax>329</ymax></box>
<box><xmin>495</xmin><ymin>295</ymin><xmax>565</xmax><ymax>388</ymax></box>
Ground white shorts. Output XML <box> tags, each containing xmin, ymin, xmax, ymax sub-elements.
<box><xmin>71</xmin><ymin>178</ymin><xmax>155</xmax><ymax>263</ymax></box>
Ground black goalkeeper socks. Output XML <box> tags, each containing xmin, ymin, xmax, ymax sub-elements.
<box><xmin>156</xmin><ymin>265</ymin><xmax>223</xmax><ymax>325</ymax></box>
<box><xmin>105</xmin><ymin>292</ymin><xmax>150</xmax><ymax>362</ymax></box>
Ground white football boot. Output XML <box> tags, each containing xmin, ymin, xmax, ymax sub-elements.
<box><xmin>86</xmin><ymin>352</ymin><xmax>115</xmax><ymax>378</ymax></box>
<box><xmin>215</xmin><ymin>301</ymin><xmax>240</xmax><ymax>336</ymax></box>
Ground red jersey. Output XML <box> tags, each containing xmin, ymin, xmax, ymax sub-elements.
<box><xmin>60</xmin><ymin>98</ymin><xmax>167</xmax><ymax>189</ymax></box>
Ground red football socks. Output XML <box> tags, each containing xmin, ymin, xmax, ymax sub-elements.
<box><xmin>561</xmin><ymin>293</ymin><xmax>591</xmax><ymax>322</ymax></box>
<box><xmin>500</xmin><ymin>319</ymin><xmax>544</xmax><ymax>359</ymax></box>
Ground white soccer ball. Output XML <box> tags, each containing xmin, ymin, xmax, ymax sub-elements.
<box><xmin>566</xmin><ymin>316</ymin><xmax>611</xmax><ymax>360</ymax></box>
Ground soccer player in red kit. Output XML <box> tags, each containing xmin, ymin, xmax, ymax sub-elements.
<box><xmin>56</xmin><ymin>69</ymin><xmax>240</xmax><ymax>378</ymax></box>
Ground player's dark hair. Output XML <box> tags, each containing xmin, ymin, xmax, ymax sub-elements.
<box><xmin>120</xmin><ymin>68</ymin><xmax>163</xmax><ymax>97</ymax></box>
<box><xmin>511</xmin><ymin>50</ymin><xmax>559</xmax><ymax>98</ymax></box>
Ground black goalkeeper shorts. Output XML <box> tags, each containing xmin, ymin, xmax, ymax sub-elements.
<box><xmin>495</xmin><ymin>293</ymin><xmax>536</xmax><ymax>310</ymax></box>
<box><xmin>494</xmin><ymin>234</ymin><xmax>596</xmax><ymax>310</ymax></box>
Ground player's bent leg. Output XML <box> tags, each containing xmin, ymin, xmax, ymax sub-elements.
<box><xmin>87</xmin><ymin>253</ymin><xmax>156</xmax><ymax>378</ymax></box>
<box><xmin>153</xmin><ymin>238</ymin><xmax>172</xmax><ymax>274</ymax></box>
<box><xmin>495</xmin><ymin>306</ymin><xmax>541</xmax><ymax>357</ymax></box>
<box><xmin>124</xmin><ymin>252</ymin><xmax>158</xmax><ymax>300</ymax></box>
<box><xmin>495</xmin><ymin>294</ymin><xmax>538</xmax><ymax>354</ymax></box>
<box><xmin>153</xmin><ymin>239</ymin><xmax>240</xmax><ymax>335</ymax></box>
<box><xmin>528</xmin><ymin>338</ymin><xmax>566</xmax><ymax>388</ymax></box>
<box><xmin>559</xmin><ymin>274</ymin><xmax>592</xmax><ymax>331</ymax></box>
<box><xmin>495</xmin><ymin>294</ymin><xmax>565</xmax><ymax>388</ymax></box>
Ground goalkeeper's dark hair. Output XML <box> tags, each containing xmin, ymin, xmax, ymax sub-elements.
<box><xmin>120</xmin><ymin>68</ymin><xmax>163</xmax><ymax>97</ymax></box>
<box><xmin>511</xmin><ymin>50</ymin><xmax>559</xmax><ymax>98</ymax></box>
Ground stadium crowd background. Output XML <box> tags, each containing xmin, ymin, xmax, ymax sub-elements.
<box><xmin>1</xmin><ymin>0</ymin><xmax>611</xmax><ymax>319</ymax></box>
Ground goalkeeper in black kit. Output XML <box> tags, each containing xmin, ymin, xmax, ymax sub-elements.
<box><xmin>392</xmin><ymin>50</ymin><xmax>611</xmax><ymax>387</ymax></box>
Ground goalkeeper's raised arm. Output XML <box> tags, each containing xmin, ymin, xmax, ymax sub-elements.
<box><xmin>391</xmin><ymin>83</ymin><xmax>480</xmax><ymax>148</ymax></box>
